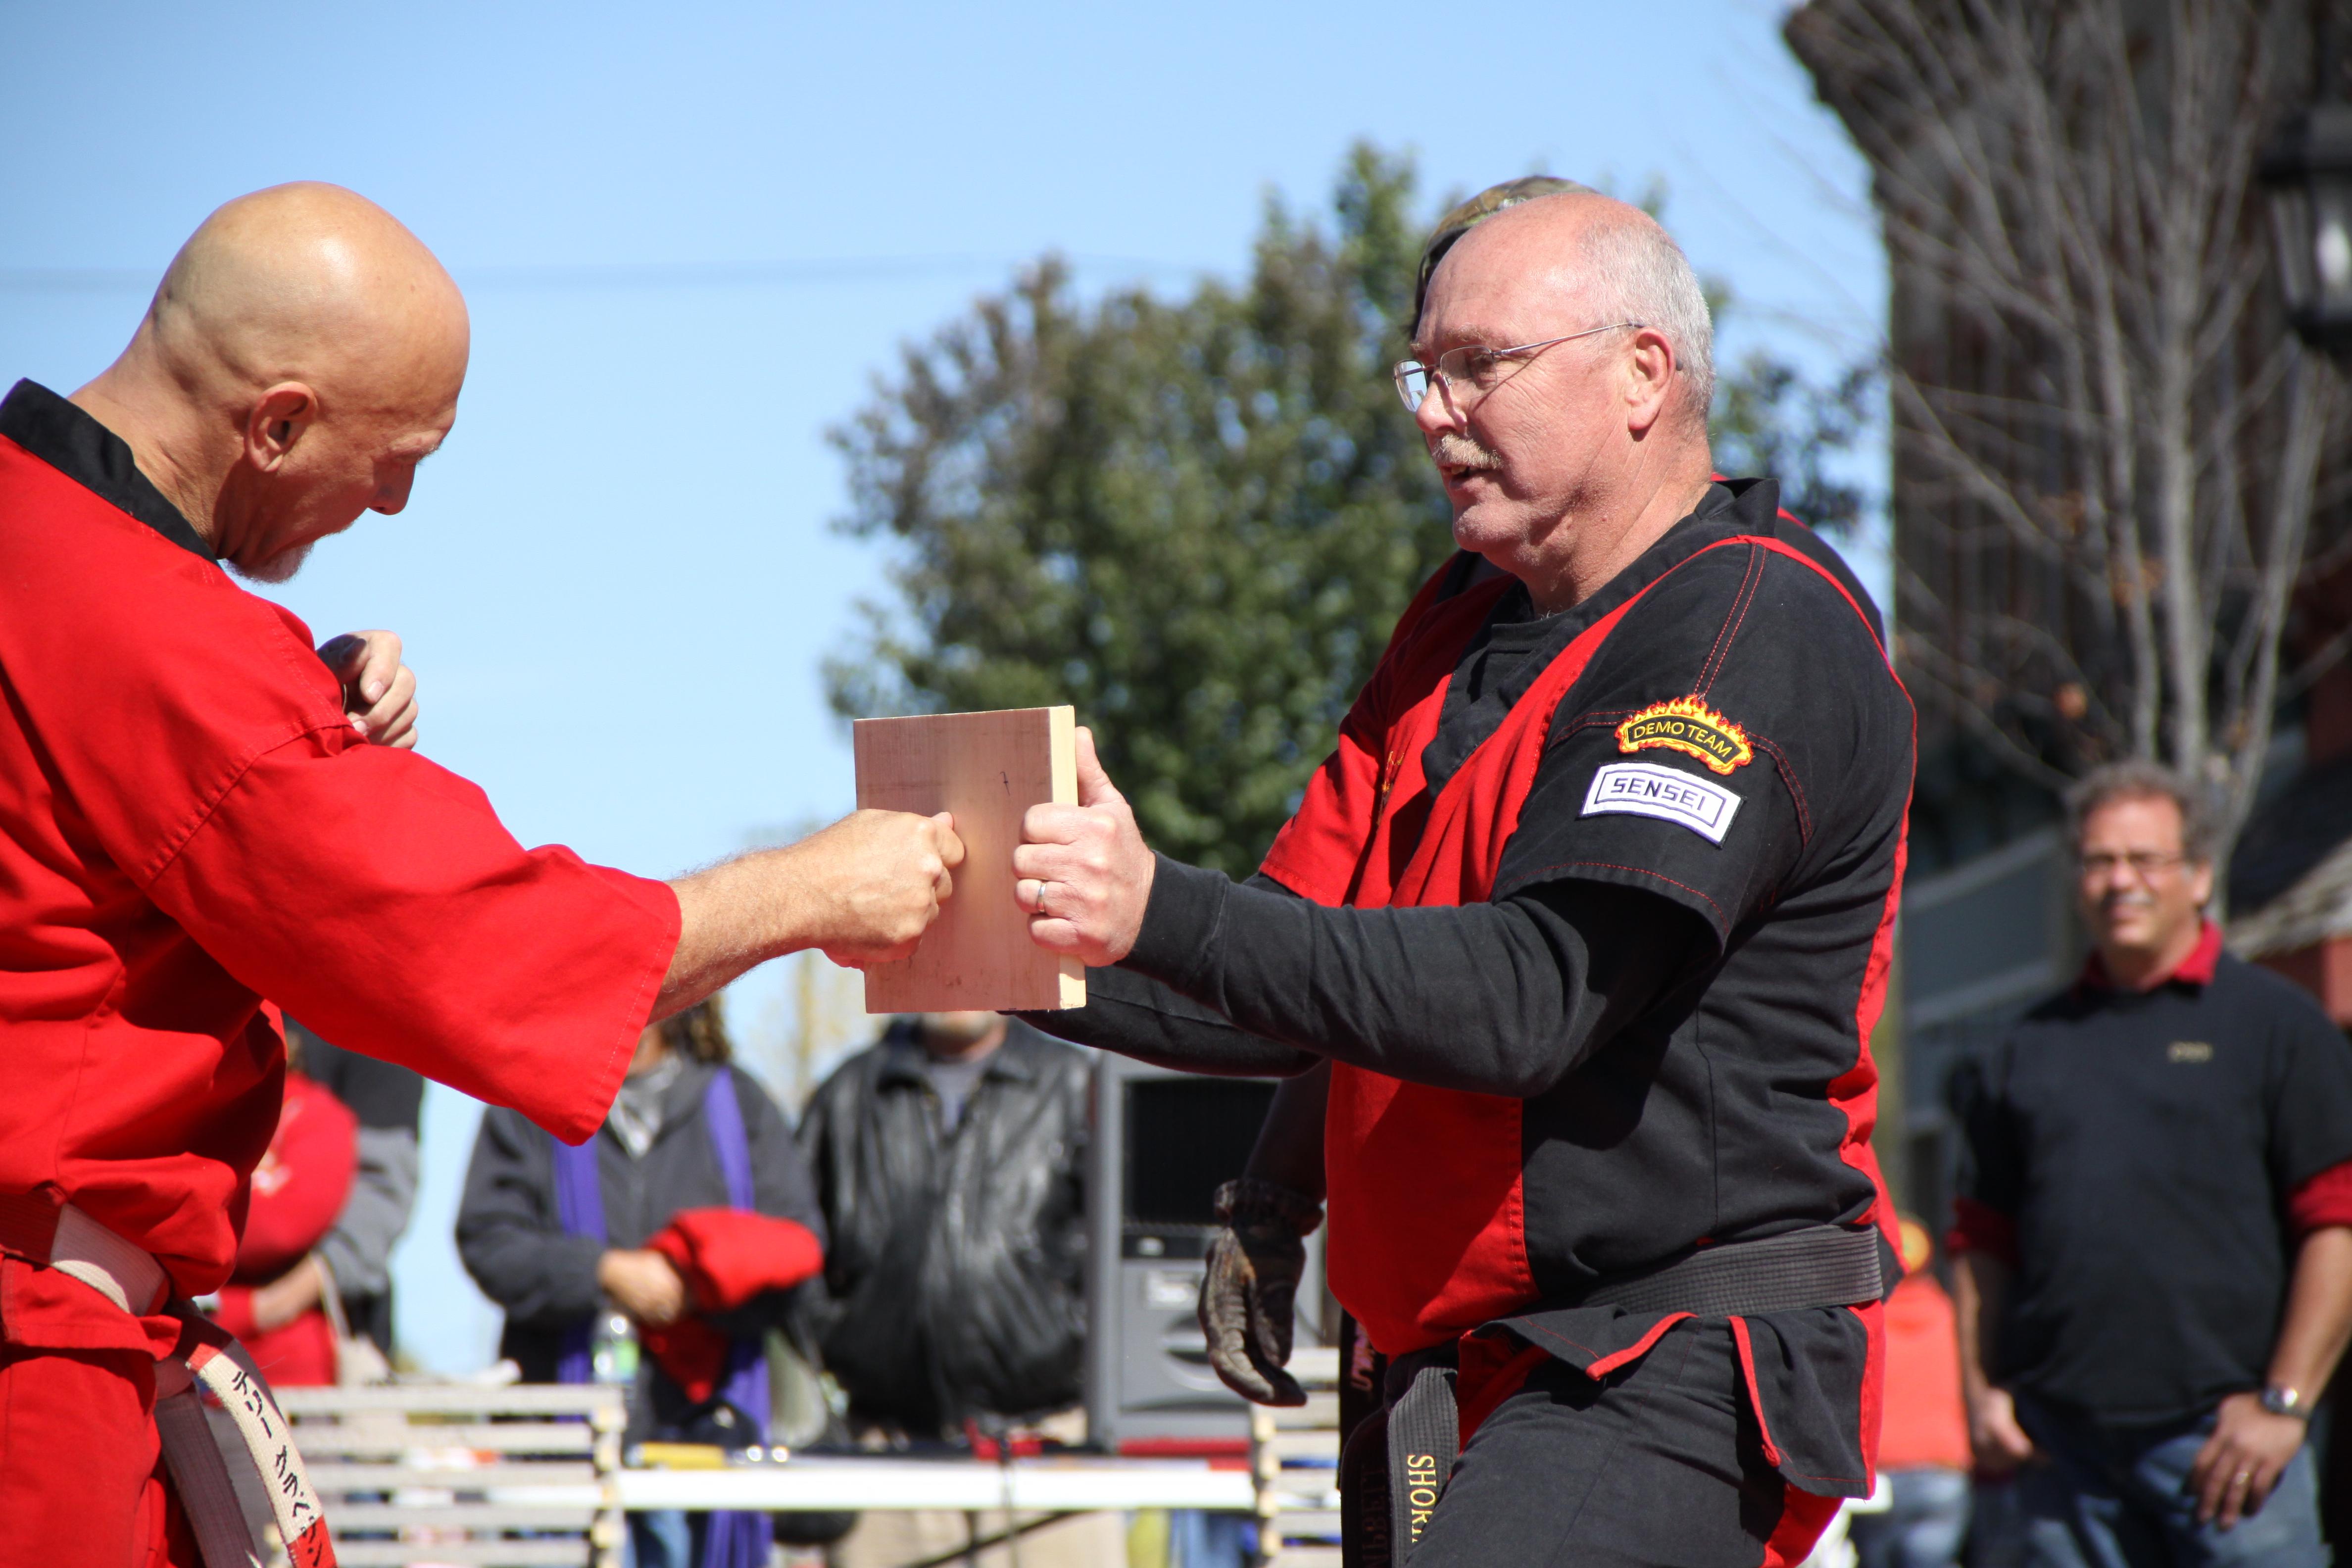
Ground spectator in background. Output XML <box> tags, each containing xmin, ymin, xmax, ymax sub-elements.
<box><xmin>797</xmin><ymin>1011</ymin><xmax>1104</xmax><ymax>1568</ymax></box>
<box><xmin>1952</xmin><ymin>762</ymin><xmax>2352</xmax><ymax>1568</ymax></box>
<box><xmin>282</xmin><ymin>1016</ymin><xmax>426</xmax><ymax>1367</ymax></box>
<box><xmin>204</xmin><ymin>1034</ymin><xmax>359</xmax><ymax>1385</ymax></box>
<box><xmin>1852</xmin><ymin>1216</ymin><xmax>1971</xmax><ymax>1568</ymax></box>
<box><xmin>459</xmin><ymin>999</ymin><xmax>826</xmax><ymax>1568</ymax></box>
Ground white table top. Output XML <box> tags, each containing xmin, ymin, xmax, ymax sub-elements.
<box><xmin>612</xmin><ymin>1454</ymin><xmax>1261</xmax><ymax>1512</ymax></box>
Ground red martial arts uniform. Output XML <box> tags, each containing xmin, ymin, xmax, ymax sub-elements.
<box><xmin>0</xmin><ymin>380</ymin><xmax>680</xmax><ymax>1566</ymax></box>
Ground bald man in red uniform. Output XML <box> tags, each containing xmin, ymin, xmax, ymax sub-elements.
<box><xmin>0</xmin><ymin>183</ymin><xmax>960</xmax><ymax>1568</ymax></box>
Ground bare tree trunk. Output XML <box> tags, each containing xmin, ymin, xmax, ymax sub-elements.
<box><xmin>1788</xmin><ymin>0</ymin><xmax>2350</xmax><ymax>868</ymax></box>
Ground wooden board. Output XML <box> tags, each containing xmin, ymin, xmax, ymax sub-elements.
<box><xmin>853</xmin><ymin>706</ymin><xmax>1086</xmax><ymax>1014</ymax></box>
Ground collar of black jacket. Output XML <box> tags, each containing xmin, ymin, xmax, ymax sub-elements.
<box><xmin>875</xmin><ymin>1020</ymin><xmax>1046</xmax><ymax>1088</ymax></box>
<box><xmin>0</xmin><ymin>379</ymin><xmax>217</xmax><ymax>563</ymax></box>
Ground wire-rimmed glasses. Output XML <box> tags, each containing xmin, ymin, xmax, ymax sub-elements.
<box><xmin>1392</xmin><ymin>322</ymin><xmax>1645</xmax><ymax>413</ymax></box>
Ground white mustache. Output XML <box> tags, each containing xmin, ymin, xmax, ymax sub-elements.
<box><xmin>1431</xmin><ymin>434</ymin><xmax>1503</xmax><ymax>472</ymax></box>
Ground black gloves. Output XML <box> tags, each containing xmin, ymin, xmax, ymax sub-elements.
<box><xmin>1198</xmin><ymin>1176</ymin><xmax>1324</xmax><ymax>1406</ymax></box>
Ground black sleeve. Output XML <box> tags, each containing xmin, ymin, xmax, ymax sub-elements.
<box><xmin>454</xmin><ymin>1106</ymin><xmax>604</xmax><ymax>1326</ymax></box>
<box><xmin>2261</xmin><ymin>974</ymin><xmax>2352</xmax><ymax>1192</ymax></box>
<box><xmin>1487</xmin><ymin>545</ymin><xmax>1900</xmax><ymax>947</ymax></box>
<box><xmin>1121</xmin><ymin>857</ymin><xmax>1712</xmax><ymax>1098</ymax></box>
<box><xmin>288</xmin><ymin>1020</ymin><xmax>426</xmax><ymax>1131</ymax></box>
<box><xmin>1017</xmin><ymin>873</ymin><xmax>1322</xmax><ymax>1076</ymax></box>
<box><xmin>1951</xmin><ymin>1042</ymin><xmax>2024</xmax><ymax>1218</ymax></box>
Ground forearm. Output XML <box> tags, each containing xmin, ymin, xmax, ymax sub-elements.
<box><xmin>1020</xmin><ymin>965</ymin><xmax>1320</xmax><ymax>1077</ymax></box>
<box><xmin>315</xmin><ymin>1127</ymin><xmax>420</xmax><ymax>1298</ymax></box>
<box><xmin>659</xmin><ymin>848</ymin><xmax>828</xmax><ymax>1018</ymax></box>
<box><xmin>1121</xmin><ymin>857</ymin><xmax>1704</xmax><ymax>1097</ymax></box>
<box><xmin>2267</xmin><ymin>1225</ymin><xmax>2352</xmax><ymax>1399</ymax></box>
<box><xmin>1955</xmin><ymin>1251</ymin><xmax>2010</xmax><ymax>1399</ymax></box>
<box><xmin>658</xmin><ymin>809</ymin><xmax>961</xmax><ymax>1018</ymax></box>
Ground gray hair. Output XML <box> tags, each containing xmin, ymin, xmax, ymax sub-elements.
<box><xmin>1574</xmin><ymin>216</ymin><xmax>1715</xmax><ymax>430</ymax></box>
<box><xmin>2064</xmin><ymin>761</ymin><xmax>2219</xmax><ymax>865</ymax></box>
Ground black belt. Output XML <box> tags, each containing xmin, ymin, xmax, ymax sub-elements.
<box><xmin>1362</xmin><ymin>1225</ymin><xmax>1885</xmax><ymax>1567</ymax></box>
<box><xmin>1574</xmin><ymin>1223</ymin><xmax>1885</xmax><ymax>1317</ymax></box>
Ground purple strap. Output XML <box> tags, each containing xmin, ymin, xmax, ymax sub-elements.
<box><xmin>551</xmin><ymin>1130</ymin><xmax>606</xmax><ymax>1386</ymax></box>
<box><xmin>550</xmin><ymin>1070</ymin><xmax>775</xmax><ymax>1568</ymax></box>
<box><xmin>693</xmin><ymin>1071</ymin><xmax>773</xmax><ymax>1568</ymax></box>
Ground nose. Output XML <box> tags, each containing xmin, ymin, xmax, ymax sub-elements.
<box><xmin>371</xmin><ymin>463</ymin><xmax>417</xmax><ymax>516</ymax></box>
<box><xmin>1414</xmin><ymin>377</ymin><xmax>1464</xmax><ymax>440</ymax></box>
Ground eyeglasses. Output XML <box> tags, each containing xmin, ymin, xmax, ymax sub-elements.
<box><xmin>1392</xmin><ymin>322</ymin><xmax>1644</xmax><ymax>414</ymax></box>
<box><xmin>2077</xmin><ymin>850</ymin><xmax>2193</xmax><ymax>882</ymax></box>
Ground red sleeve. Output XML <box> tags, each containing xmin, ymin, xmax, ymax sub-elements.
<box><xmin>1256</xmin><ymin>691</ymin><xmax>1389</xmax><ymax>904</ymax></box>
<box><xmin>2289</xmin><ymin>1160</ymin><xmax>2352</xmax><ymax>1238</ymax></box>
<box><xmin>0</xmin><ymin>509</ymin><xmax>677</xmax><ymax>1144</ymax></box>
<box><xmin>209</xmin><ymin>1286</ymin><xmax>261</xmax><ymax>1341</ymax></box>
<box><xmin>148</xmin><ymin>735</ymin><xmax>675</xmax><ymax>1145</ymax></box>
<box><xmin>1946</xmin><ymin>1195</ymin><xmax>2018</xmax><ymax>1267</ymax></box>
<box><xmin>1258</xmin><ymin>559</ymin><xmax>1469</xmax><ymax>903</ymax></box>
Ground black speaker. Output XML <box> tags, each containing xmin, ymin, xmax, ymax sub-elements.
<box><xmin>1083</xmin><ymin>1056</ymin><xmax>1324</xmax><ymax>1449</ymax></box>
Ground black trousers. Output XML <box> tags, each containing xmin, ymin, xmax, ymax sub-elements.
<box><xmin>1343</xmin><ymin>1318</ymin><xmax>1840</xmax><ymax>1568</ymax></box>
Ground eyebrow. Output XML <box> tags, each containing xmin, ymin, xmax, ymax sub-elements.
<box><xmin>1409</xmin><ymin>324</ymin><xmax>1514</xmax><ymax>359</ymax></box>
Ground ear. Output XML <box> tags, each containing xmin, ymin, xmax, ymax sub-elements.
<box><xmin>1622</xmin><ymin>327</ymin><xmax>1678</xmax><ymax>437</ymax></box>
<box><xmin>2188</xmin><ymin>858</ymin><xmax>2216</xmax><ymax>909</ymax></box>
<box><xmin>243</xmin><ymin>383</ymin><xmax>319</xmax><ymax>474</ymax></box>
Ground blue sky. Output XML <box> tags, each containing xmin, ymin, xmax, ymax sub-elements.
<box><xmin>1</xmin><ymin>0</ymin><xmax>1885</xmax><ymax>1372</ymax></box>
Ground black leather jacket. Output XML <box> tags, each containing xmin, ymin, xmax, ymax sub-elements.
<box><xmin>796</xmin><ymin>1022</ymin><xmax>1089</xmax><ymax>1434</ymax></box>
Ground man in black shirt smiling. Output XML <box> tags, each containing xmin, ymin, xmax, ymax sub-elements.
<box><xmin>1953</xmin><ymin>762</ymin><xmax>2352</xmax><ymax>1568</ymax></box>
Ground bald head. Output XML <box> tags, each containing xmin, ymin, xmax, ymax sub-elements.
<box><xmin>1410</xmin><ymin>191</ymin><xmax>1718</xmax><ymax>613</ymax></box>
<box><xmin>74</xmin><ymin>183</ymin><xmax>469</xmax><ymax>581</ymax></box>
<box><xmin>150</xmin><ymin>183</ymin><xmax>467</xmax><ymax>405</ymax></box>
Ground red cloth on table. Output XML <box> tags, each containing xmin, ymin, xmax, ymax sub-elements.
<box><xmin>1876</xmin><ymin>1272</ymin><xmax>1971</xmax><ymax>1472</ymax></box>
<box><xmin>639</xmin><ymin>1209</ymin><xmax>825</xmax><ymax>1402</ymax></box>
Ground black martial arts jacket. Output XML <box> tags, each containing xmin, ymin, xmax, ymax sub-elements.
<box><xmin>1038</xmin><ymin>478</ymin><xmax>1915</xmax><ymax>1498</ymax></box>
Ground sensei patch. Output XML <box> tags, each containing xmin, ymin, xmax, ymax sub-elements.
<box><xmin>1582</xmin><ymin>761</ymin><xmax>1743</xmax><ymax>844</ymax></box>
<box><xmin>1615</xmin><ymin>696</ymin><xmax>1753</xmax><ymax>775</ymax></box>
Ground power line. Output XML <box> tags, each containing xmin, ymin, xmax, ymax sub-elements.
<box><xmin>0</xmin><ymin>252</ymin><xmax>1217</xmax><ymax>294</ymax></box>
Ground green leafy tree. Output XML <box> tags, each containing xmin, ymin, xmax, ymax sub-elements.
<box><xmin>828</xmin><ymin>145</ymin><xmax>1452</xmax><ymax>876</ymax></box>
<box><xmin>1711</xmin><ymin>352</ymin><xmax>1878</xmax><ymax>539</ymax></box>
<box><xmin>829</xmin><ymin>147</ymin><xmax>1881</xmax><ymax>875</ymax></box>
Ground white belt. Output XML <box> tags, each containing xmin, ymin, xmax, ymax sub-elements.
<box><xmin>0</xmin><ymin>1197</ymin><xmax>336</xmax><ymax>1568</ymax></box>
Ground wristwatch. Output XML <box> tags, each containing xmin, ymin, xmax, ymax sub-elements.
<box><xmin>2260</xmin><ymin>1384</ymin><xmax>2309</xmax><ymax>1420</ymax></box>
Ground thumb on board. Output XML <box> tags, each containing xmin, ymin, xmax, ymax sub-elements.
<box><xmin>1074</xmin><ymin>726</ymin><xmax>1121</xmax><ymax>807</ymax></box>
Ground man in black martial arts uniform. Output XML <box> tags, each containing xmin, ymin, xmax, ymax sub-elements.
<box><xmin>1013</xmin><ymin>190</ymin><xmax>1915</xmax><ymax>1567</ymax></box>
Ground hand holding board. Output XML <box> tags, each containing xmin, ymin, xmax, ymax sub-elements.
<box><xmin>853</xmin><ymin>706</ymin><xmax>1087</xmax><ymax>1014</ymax></box>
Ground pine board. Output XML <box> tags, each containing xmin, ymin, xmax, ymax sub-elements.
<box><xmin>853</xmin><ymin>706</ymin><xmax>1086</xmax><ymax>1014</ymax></box>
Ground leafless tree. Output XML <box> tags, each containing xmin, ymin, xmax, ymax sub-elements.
<box><xmin>1789</xmin><ymin>0</ymin><xmax>2348</xmax><ymax>863</ymax></box>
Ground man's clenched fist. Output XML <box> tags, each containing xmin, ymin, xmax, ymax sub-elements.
<box><xmin>1015</xmin><ymin>726</ymin><xmax>1155</xmax><ymax>966</ymax></box>
<box><xmin>793</xmin><ymin>808</ymin><xmax>965</xmax><ymax>967</ymax></box>
<box><xmin>318</xmin><ymin>630</ymin><xmax>419</xmax><ymax>748</ymax></box>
